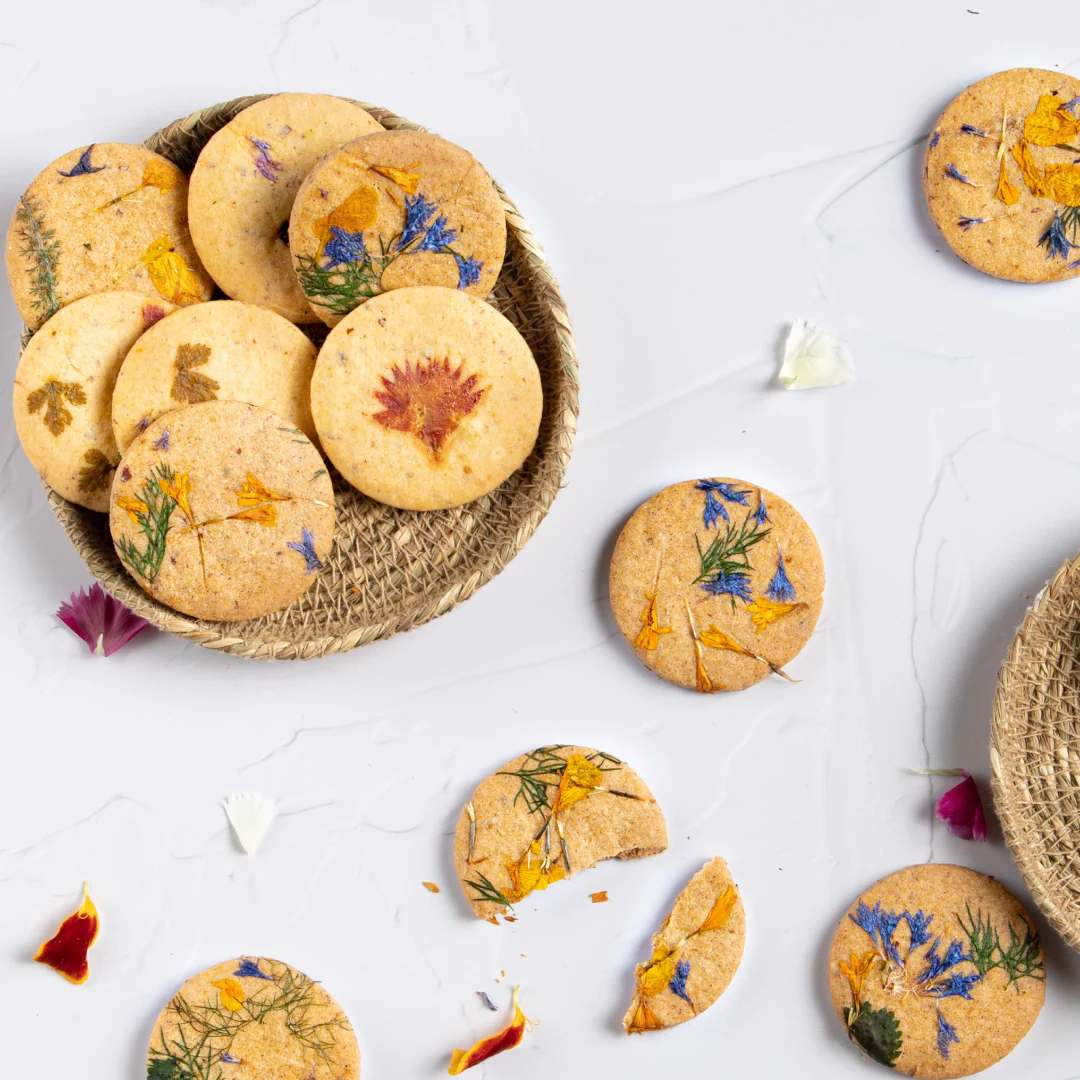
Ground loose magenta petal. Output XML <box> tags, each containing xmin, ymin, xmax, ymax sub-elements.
<box><xmin>449</xmin><ymin>987</ymin><xmax>529</xmax><ymax>1074</ymax></box>
<box><xmin>935</xmin><ymin>771</ymin><xmax>987</xmax><ymax>842</ymax></box>
<box><xmin>56</xmin><ymin>584</ymin><xmax>149</xmax><ymax>656</ymax></box>
<box><xmin>34</xmin><ymin>884</ymin><xmax>99</xmax><ymax>984</ymax></box>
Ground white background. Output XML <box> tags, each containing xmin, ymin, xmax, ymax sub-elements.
<box><xmin>1</xmin><ymin>2</ymin><xmax>1079</xmax><ymax>1077</ymax></box>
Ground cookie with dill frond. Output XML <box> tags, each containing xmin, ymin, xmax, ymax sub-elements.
<box><xmin>828</xmin><ymin>864</ymin><xmax>1045</xmax><ymax>1077</ymax></box>
<box><xmin>609</xmin><ymin>478</ymin><xmax>824</xmax><ymax>694</ymax></box>
<box><xmin>453</xmin><ymin>745</ymin><xmax>667</xmax><ymax>921</ymax></box>
<box><xmin>924</xmin><ymin>68</ymin><xmax>1080</xmax><ymax>283</ymax></box>
<box><xmin>147</xmin><ymin>956</ymin><xmax>360</xmax><ymax>1079</ymax></box>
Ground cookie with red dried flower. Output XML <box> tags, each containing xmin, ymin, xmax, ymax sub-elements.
<box><xmin>110</xmin><ymin>400</ymin><xmax>334</xmax><ymax>622</ymax></box>
<box><xmin>453</xmin><ymin>745</ymin><xmax>667</xmax><ymax>921</ymax></box>
<box><xmin>624</xmin><ymin>857</ymin><xmax>745</xmax><ymax>1034</ymax></box>
<box><xmin>924</xmin><ymin>68</ymin><xmax>1080</xmax><ymax>283</ymax></box>
<box><xmin>5</xmin><ymin>143</ymin><xmax>213</xmax><ymax>330</ymax></box>
<box><xmin>310</xmin><ymin>285</ymin><xmax>542</xmax><ymax>510</ymax></box>
<box><xmin>148</xmin><ymin>956</ymin><xmax>360</xmax><ymax>1079</ymax></box>
<box><xmin>609</xmin><ymin>478</ymin><xmax>824</xmax><ymax>693</ymax></box>
<box><xmin>289</xmin><ymin>129</ymin><xmax>505</xmax><ymax>326</ymax></box>
<box><xmin>188</xmin><ymin>94</ymin><xmax>383</xmax><ymax>324</ymax></box>
<box><xmin>110</xmin><ymin>299</ymin><xmax>318</xmax><ymax>453</ymax></box>
<box><xmin>13</xmin><ymin>291</ymin><xmax>174</xmax><ymax>511</ymax></box>
<box><xmin>828</xmin><ymin>864</ymin><xmax>1044</xmax><ymax>1077</ymax></box>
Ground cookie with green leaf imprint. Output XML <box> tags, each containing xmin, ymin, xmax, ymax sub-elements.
<box><xmin>453</xmin><ymin>745</ymin><xmax>667</xmax><ymax>922</ymax></box>
<box><xmin>829</xmin><ymin>864</ymin><xmax>1045</xmax><ymax>1078</ymax></box>
<box><xmin>148</xmin><ymin>956</ymin><xmax>360</xmax><ymax>1080</ymax></box>
<box><xmin>609</xmin><ymin>478</ymin><xmax>824</xmax><ymax>693</ymax></box>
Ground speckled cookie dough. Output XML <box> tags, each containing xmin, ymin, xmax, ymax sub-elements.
<box><xmin>5</xmin><ymin>142</ymin><xmax>213</xmax><ymax>329</ymax></box>
<box><xmin>925</xmin><ymin>68</ymin><xmax>1080</xmax><ymax>283</ymax></box>
<box><xmin>111</xmin><ymin>400</ymin><xmax>334</xmax><ymax>622</ymax></box>
<box><xmin>188</xmin><ymin>93</ymin><xmax>384</xmax><ymax>323</ymax></box>
<box><xmin>289</xmin><ymin>129</ymin><xmax>506</xmax><ymax>325</ymax></box>
<box><xmin>13</xmin><ymin>291</ymin><xmax>174</xmax><ymax>511</ymax></box>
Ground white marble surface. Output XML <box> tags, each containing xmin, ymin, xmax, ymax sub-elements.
<box><xmin>2</xmin><ymin>1</ymin><xmax>1080</xmax><ymax>1077</ymax></box>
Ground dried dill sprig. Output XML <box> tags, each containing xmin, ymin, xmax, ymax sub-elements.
<box><xmin>956</xmin><ymin>904</ymin><xmax>1044</xmax><ymax>990</ymax></box>
<box><xmin>114</xmin><ymin>463</ymin><xmax>178</xmax><ymax>584</ymax></box>
<box><xmin>294</xmin><ymin>253</ymin><xmax>386</xmax><ymax>314</ymax></box>
<box><xmin>1061</xmin><ymin>205</ymin><xmax>1080</xmax><ymax>242</ymax></box>
<box><xmin>15</xmin><ymin>195</ymin><xmax>61</xmax><ymax>321</ymax></box>
<box><xmin>693</xmin><ymin>513</ymin><xmax>771</xmax><ymax>609</ymax></box>
<box><xmin>465</xmin><ymin>872</ymin><xmax>512</xmax><ymax>909</ymax></box>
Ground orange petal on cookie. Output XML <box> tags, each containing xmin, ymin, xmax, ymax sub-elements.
<box><xmin>1043</xmin><ymin>163</ymin><xmax>1080</xmax><ymax>207</ymax></box>
<box><xmin>117</xmin><ymin>495</ymin><xmax>149</xmax><ymax>524</ymax></box>
<box><xmin>1022</xmin><ymin>94</ymin><xmax>1080</xmax><ymax>148</ymax></box>
<box><xmin>506</xmin><ymin>840</ymin><xmax>566</xmax><ymax>902</ymax></box>
<box><xmin>370</xmin><ymin>163</ymin><xmax>421</xmax><ymax>195</ymax></box>
<box><xmin>552</xmin><ymin>754</ymin><xmax>605</xmax><ymax>813</ymax></box>
<box><xmin>448</xmin><ymin>986</ymin><xmax>531</xmax><ymax>1074</ymax></box>
<box><xmin>34</xmin><ymin>883</ymin><xmax>99</xmax><ymax>984</ymax></box>
<box><xmin>140</xmin><ymin>237</ymin><xmax>205</xmax><ymax>307</ymax></box>
<box><xmin>747</xmin><ymin>597</ymin><xmax>806</xmax><ymax>631</ymax></box>
<box><xmin>634</xmin><ymin>592</ymin><xmax>672</xmax><ymax>651</ymax></box>
<box><xmin>236</xmin><ymin>472</ymin><xmax>289</xmax><ymax>506</ymax></box>
<box><xmin>638</xmin><ymin>946</ymin><xmax>677</xmax><ymax>996</ymax></box>
<box><xmin>313</xmin><ymin>185</ymin><xmax>380</xmax><ymax>251</ymax></box>
<box><xmin>229</xmin><ymin>504</ymin><xmax>278</xmax><ymax>526</ymax></box>
<box><xmin>212</xmin><ymin>977</ymin><xmax>246</xmax><ymax>1012</ymax></box>
<box><xmin>995</xmin><ymin>158</ymin><xmax>1022</xmax><ymax>205</ymax></box>
<box><xmin>698</xmin><ymin>884</ymin><xmax>739</xmax><ymax>934</ymax></box>
<box><xmin>1011</xmin><ymin>141</ymin><xmax>1050</xmax><ymax>197</ymax></box>
<box><xmin>625</xmin><ymin>994</ymin><xmax>665</xmax><ymax>1034</ymax></box>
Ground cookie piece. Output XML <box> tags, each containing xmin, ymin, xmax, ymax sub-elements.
<box><xmin>111</xmin><ymin>299</ymin><xmax>318</xmax><ymax>453</ymax></box>
<box><xmin>289</xmin><ymin>129</ymin><xmax>505</xmax><ymax>325</ymax></box>
<box><xmin>609</xmin><ymin>478</ymin><xmax>824</xmax><ymax>693</ymax></box>
<box><xmin>829</xmin><ymin>864</ymin><xmax>1045</xmax><ymax>1077</ymax></box>
<box><xmin>110</xmin><ymin>400</ymin><xmax>334</xmax><ymax>621</ymax></box>
<box><xmin>310</xmin><ymin>286</ymin><xmax>541</xmax><ymax>510</ymax></box>
<box><xmin>147</xmin><ymin>956</ymin><xmax>360</xmax><ymax>1079</ymax></box>
<box><xmin>5</xmin><ymin>143</ymin><xmax>213</xmax><ymax>329</ymax></box>
<box><xmin>925</xmin><ymin>69</ymin><xmax>1080</xmax><ymax>283</ymax></box>
<box><xmin>624</xmin><ymin>857</ymin><xmax>745</xmax><ymax>1034</ymax></box>
<box><xmin>188</xmin><ymin>94</ymin><xmax>383</xmax><ymax>323</ymax></box>
<box><xmin>453</xmin><ymin>745</ymin><xmax>667</xmax><ymax>922</ymax></box>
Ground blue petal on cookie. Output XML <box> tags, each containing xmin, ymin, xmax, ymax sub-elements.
<box><xmin>766</xmin><ymin>550</ymin><xmax>796</xmax><ymax>603</ymax></box>
<box><xmin>58</xmin><ymin>146</ymin><xmax>106</xmax><ymax>178</ymax></box>
<box><xmin>287</xmin><ymin>526</ymin><xmax>323</xmax><ymax>575</ymax></box>
<box><xmin>454</xmin><ymin>253</ymin><xmax>484</xmax><ymax>289</ymax></box>
<box><xmin>936</xmin><ymin>1008</ymin><xmax>960</xmax><ymax>1059</ymax></box>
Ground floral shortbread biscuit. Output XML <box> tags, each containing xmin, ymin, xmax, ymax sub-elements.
<box><xmin>609</xmin><ymin>478</ymin><xmax>824</xmax><ymax>693</ymax></box>
<box><xmin>111</xmin><ymin>299</ymin><xmax>318</xmax><ymax>452</ymax></box>
<box><xmin>13</xmin><ymin>291</ymin><xmax>174</xmax><ymax>511</ymax></box>
<box><xmin>289</xmin><ymin>129</ymin><xmax>505</xmax><ymax>326</ymax></box>
<box><xmin>624</xmin><ymin>857</ymin><xmax>745</xmax><ymax>1034</ymax></box>
<box><xmin>453</xmin><ymin>745</ymin><xmax>667</xmax><ymax>922</ymax></box>
<box><xmin>829</xmin><ymin>864</ymin><xmax>1045</xmax><ymax>1078</ymax></box>
<box><xmin>5</xmin><ymin>143</ymin><xmax>213</xmax><ymax>329</ymax></box>
<box><xmin>188</xmin><ymin>94</ymin><xmax>383</xmax><ymax>323</ymax></box>
<box><xmin>925</xmin><ymin>68</ymin><xmax>1080</xmax><ymax>283</ymax></box>
<box><xmin>148</xmin><ymin>956</ymin><xmax>360</xmax><ymax>1080</ymax></box>
<box><xmin>310</xmin><ymin>286</ymin><xmax>542</xmax><ymax>510</ymax></box>
<box><xmin>110</xmin><ymin>400</ymin><xmax>334</xmax><ymax>621</ymax></box>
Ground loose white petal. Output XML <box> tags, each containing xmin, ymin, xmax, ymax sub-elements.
<box><xmin>223</xmin><ymin>792</ymin><xmax>277</xmax><ymax>854</ymax></box>
<box><xmin>778</xmin><ymin>319</ymin><xmax>854</xmax><ymax>390</ymax></box>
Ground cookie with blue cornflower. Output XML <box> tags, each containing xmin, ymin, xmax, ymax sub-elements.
<box><xmin>288</xmin><ymin>129</ymin><xmax>506</xmax><ymax>326</ymax></box>
<box><xmin>609</xmin><ymin>478</ymin><xmax>824</xmax><ymax>693</ymax></box>
<box><xmin>829</xmin><ymin>864</ymin><xmax>1044</xmax><ymax>1077</ymax></box>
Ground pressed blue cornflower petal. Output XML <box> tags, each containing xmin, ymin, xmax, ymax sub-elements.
<box><xmin>669</xmin><ymin>958</ymin><xmax>693</xmax><ymax>1005</ymax></box>
<box><xmin>1039</xmin><ymin>213</ymin><xmax>1078</xmax><ymax>261</ymax></box>
<box><xmin>876</xmin><ymin>908</ymin><xmax>903</xmax><ymax>964</ymax></box>
<box><xmin>58</xmin><ymin>145</ymin><xmax>106</xmax><ymax>177</ymax></box>
<box><xmin>322</xmin><ymin>226</ymin><xmax>369</xmax><ymax>269</ymax></box>
<box><xmin>928</xmin><ymin>971</ymin><xmax>982</xmax><ymax>1000</ymax></box>
<box><xmin>936</xmin><ymin>1008</ymin><xmax>960</xmax><ymax>1059</ymax></box>
<box><xmin>416</xmin><ymin>214</ymin><xmax>459</xmax><ymax>252</ymax></box>
<box><xmin>1065</xmin><ymin>96</ymin><xmax>1080</xmax><ymax>113</ymax></box>
<box><xmin>697</xmin><ymin>480</ymin><xmax>752</xmax><ymax>505</ymax></box>
<box><xmin>850</xmin><ymin>901</ymin><xmax>879</xmax><ymax>940</ymax></box>
<box><xmin>940</xmin><ymin>940</ymin><xmax>971</xmax><ymax>971</ymax></box>
<box><xmin>766</xmin><ymin>551</ymin><xmax>796</xmax><ymax>603</ymax></box>
<box><xmin>234</xmin><ymin>958</ymin><xmax>274</xmax><ymax>980</ymax></box>
<box><xmin>700</xmin><ymin>489</ymin><xmax>729</xmax><ymax>529</ymax></box>
<box><xmin>287</xmin><ymin>526</ymin><xmax>323</xmax><ymax>575</ymax></box>
<box><xmin>958</xmin><ymin>217</ymin><xmax>986</xmax><ymax>231</ymax></box>
<box><xmin>153</xmin><ymin>429</ymin><xmax>170</xmax><ymax>452</ymax></box>
<box><xmin>248</xmin><ymin>137</ymin><xmax>284</xmax><ymax>183</ymax></box>
<box><xmin>960</xmin><ymin>124</ymin><xmax>987</xmax><ymax>136</ymax></box>
<box><xmin>930</xmin><ymin>132</ymin><xmax>941</xmax><ymax>148</ymax></box>
<box><xmin>700</xmin><ymin>571</ymin><xmax>752</xmax><ymax>604</ymax></box>
<box><xmin>753</xmin><ymin>495</ymin><xmax>769</xmax><ymax>525</ymax></box>
<box><xmin>944</xmin><ymin>163</ymin><xmax>975</xmax><ymax>185</ymax></box>
<box><xmin>1070</xmin><ymin>258</ymin><xmax>1080</xmax><ymax>270</ymax></box>
<box><xmin>399</xmin><ymin>193</ymin><xmax>439</xmax><ymax>249</ymax></box>
<box><xmin>454</xmin><ymin>252</ymin><xmax>484</xmax><ymax>289</ymax></box>
<box><xmin>904</xmin><ymin>910</ymin><xmax>934</xmax><ymax>948</ymax></box>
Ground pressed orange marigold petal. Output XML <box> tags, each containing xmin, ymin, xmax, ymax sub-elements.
<box><xmin>213</xmin><ymin>976</ymin><xmax>246</xmax><ymax>1012</ymax></box>
<box><xmin>448</xmin><ymin>985</ymin><xmax>530</xmax><ymax>1074</ymax></box>
<box><xmin>995</xmin><ymin>158</ymin><xmax>1021</xmax><ymax>205</ymax></box>
<box><xmin>698</xmin><ymin>884</ymin><xmax>739</xmax><ymax>934</ymax></box>
<box><xmin>34</xmin><ymin>882</ymin><xmax>99</xmax><ymax>984</ymax></box>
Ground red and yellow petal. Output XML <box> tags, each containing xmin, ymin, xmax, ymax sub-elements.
<box><xmin>448</xmin><ymin>986</ymin><xmax>530</xmax><ymax>1074</ymax></box>
<box><xmin>34</xmin><ymin>883</ymin><xmax>99</xmax><ymax>984</ymax></box>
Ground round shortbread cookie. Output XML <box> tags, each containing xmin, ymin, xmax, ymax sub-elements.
<box><xmin>147</xmin><ymin>956</ymin><xmax>360</xmax><ymax>1079</ymax></box>
<box><xmin>111</xmin><ymin>299</ymin><xmax>318</xmax><ymax>453</ymax></box>
<box><xmin>828</xmin><ymin>864</ymin><xmax>1045</xmax><ymax>1077</ymax></box>
<box><xmin>13</xmin><ymin>292</ymin><xmax>173</xmax><ymax>511</ymax></box>
<box><xmin>310</xmin><ymin>286</ymin><xmax>541</xmax><ymax>510</ymax></box>
<box><xmin>289</xmin><ymin>129</ymin><xmax>505</xmax><ymax>326</ymax></box>
<box><xmin>110</xmin><ymin>400</ymin><xmax>334</xmax><ymax>621</ymax></box>
<box><xmin>609</xmin><ymin>478</ymin><xmax>824</xmax><ymax>693</ymax></box>
<box><xmin>188</xmin><ymin>93</ymin><xmax>383</xmax><ymax>323</ymax></box>
<box><xmin>5</xmin><ymin>143</ymin><xmax>213</xmax><ymax>329</ymax></box>
<box><xmin>924</xmin><ymin>68</ymin><xmax>1080</xmax><ymax>283</ymax></box>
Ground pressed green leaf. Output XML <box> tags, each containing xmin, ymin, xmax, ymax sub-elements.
<box><xmin>845</xmin><ymin>1002</ymin><xmax>902</xmax><ymax>1068</ymax></box>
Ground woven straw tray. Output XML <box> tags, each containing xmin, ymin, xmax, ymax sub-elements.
<box><xmin>991</xmin><ymin>552</ymin><xmax>1080</xmax><ymax>950</ymax></box>
<box><xmin>23</xmin><ymin>96</ymin><xmax>579</xmax><ymax>660</ymax></box>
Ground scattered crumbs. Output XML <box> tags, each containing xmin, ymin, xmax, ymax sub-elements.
<box><xmin>83</xmin><ymin>242</ymin><xmax>92</xmax><ymax>250</ymax></box>
<box><xmin>501</xmin><ymin>971</ymin><xmax>506</xmax><ymax>977</ymax></box>
<box><xmin>589</xmin><ymin>891</ymin><xmax>609</xmax><ymax>904</ymax></box>
<box><xmin>422</xmin><ymin>881</ymin><xmax>440</xmax><ymax>893</ymax></box>
<box><xmin>477</xmin><ymin>991</ymin><xmax>498</xmax><ymax>1012</ymax></box>
<box><xmin>504</xmin><ymin>915</ymin><xmax>517</xmax><ymax>922</ymax></box>
<box><xmin>520</xmin><ymin>953</ymin><xmax>525</xmax><ymax>958</ymax></box>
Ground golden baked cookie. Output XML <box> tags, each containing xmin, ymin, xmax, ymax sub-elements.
<box><xmin>829</xmin><ymin>864</ymin><xmax>1045</xmax><ymax>1077</ymax></box>
<box><xmin>624</xmin><ymin>857</ymin><xmax>745</xmax><ymax>1034</ymax></box>
<box><xmin>5</xmin><ymin>143</ymin><xmax>213</xmax><ymax>329</ymax></box>
<box><xmin>111</xmin><ymin>400</ymin><xmax>334</xmax><ymax>621</ymax></box>
<box><xmin>609</xmin><ymin>478</ymin><xmax>824</xmax><ymax>693</ymax></box>
<box><xmin>188</xmin><ymin>93</ymin><xmax>383</xmax><ymax>323</ymax></box>
<box><xmin>13</xmin><ymin>292</ymin><xmax>173</xmax><ymax>511</ymax></box>
<box><xmin>289</xmin><ymin>129</ymin><xmax>505</xmax><ymax>325</ymax></box>
<box><xmin>111</xmin><ymin>299</ymin><xmax>318</xmax><ymax>453</ymax></box>
<box><xmin>925</xmin><ymin>68</ymin><xmax>1080</xmax><ymax>282</ymax></box>
<box><xmin>147</xmin><ymin>956</ymin><xmax>360</xmax><ymax>1079</ymax></box>
<box><xmin>453</xmin><ymin>745</ymin><xmax>667</xmax><ymax>922</ymax></box>
<box><xmin>310</xmin><ymin>286</ymin><xmax>541</xmax><ymax>510</ymax></box>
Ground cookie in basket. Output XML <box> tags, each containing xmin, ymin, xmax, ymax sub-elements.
<box><xmin>310</xmin><ymin>286</ymin><xmax>541</xmax><ymax>510</ymax></box>
<box><xmin>13</xmin><ymin>292</ymin><xmax>173</xmax><ymax>512</ymax></box>
<box><xmin>609</xmin><ymin>478</ymin><xmax>824</xmax><ymax>693</ymax></box>
<box><xmin>111</xmin><ymin>299</ymin><xmax>318</xmax><ymax>452</ymax></box>
<box><xmin>828</xmin><ymin>864</ymin><xmax>1045</xmax><ymax>1077</ymax></box>
<box><xmin>289</xmin><ymin>129</ymin><xmax>505</xmax><ymax>325</ymax></box>
<box><xmin>147</xmin><ymin>956</ymin><xmax>360</xmax><ymax>1078</ymax></box>
<box><xmin>453</xmin><ymin>745</ymin><xmax>667</xmax><ymax>922</ymax></box>
<box><xmin>110</xmin><ymin>400</ymin><xmax>334</xmax><ymax>622</ymax></box>
<box><xmin>5</xmin><ymin>143</ymin><xmax>213</xmax><ymax>329</ymax></box>
<box><xmin>924</xmin><ymin>68</ymin><xmax>1080</xmax><ymax>283</ymax></box>
<box><xmin>188</xmin><ymin>93</ymin><xmax>383</xmax><ymax>323</ymax></box>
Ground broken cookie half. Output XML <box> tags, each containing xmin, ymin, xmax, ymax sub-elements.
<box><xmin>453</xmin><ymin>745</ymin><xmax>667</xmax><ymax>921</ymax></box>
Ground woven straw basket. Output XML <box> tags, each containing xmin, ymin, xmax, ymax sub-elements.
<box><xmin>26</xmin><ymin>96</ymin><xmax>579</xmax><ymax>659</ymax></box>
<box><xmin>991</xmin><ymin>552</ymin><xmax>1080</xmax><ymax>950</ymax></box>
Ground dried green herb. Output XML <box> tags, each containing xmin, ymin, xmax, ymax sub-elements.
<box><xmin>15</xmin><ymin>195</ymin><xmax>61</xmax><ymax>322</ymax></box>
<box><xmin>844</xmin><ymin>1001</ymin><xmax>902</xmax><ymax>1068</ymax></box>
<box><xmin>171</xmin><ymin>343</ymin><xmax>219</xmax><ymax>404</ymax></box>
<box><xmin>957</xmin><ymin>905</ymin><xmax>1044</xmax><ymax>990</ymax></box>
<box><xmin>464</xmin><ymin>872</ymin><xmax>512</xmax><ymax>909</ymax></box>
<box><xmin>115</xmin><ymin>463</ymin><xmax>179</xmax><ymax>585</ymax></box>
<box><xmin>27</xmin><ymin>379</ymin><xmax>86</xmax><ymax>436</ymax></box>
